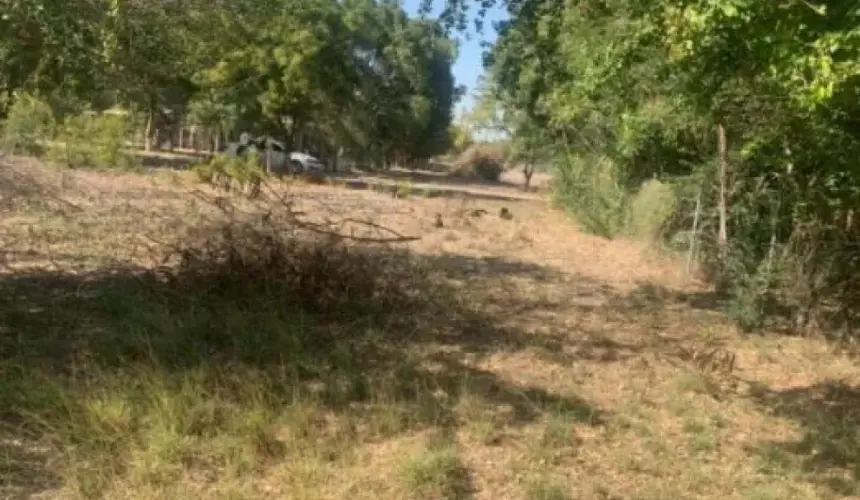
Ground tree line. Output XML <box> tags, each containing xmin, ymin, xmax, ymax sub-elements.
<box><xmin>452</xmin><ymin>0</ymin><xmax>860</xmax><ymax>335</ymax></box>
<box><xmin>1</xmin><ymin>0</ymin><xmax>462</xmax><ymax>165</ymax></box>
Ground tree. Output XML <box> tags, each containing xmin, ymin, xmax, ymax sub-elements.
<box><xmin>1</xmin><ymin>0</ymin><xmax>462</xmax><ymax>167</ymax></box>
<box><xmin>0</xmin><ymin>0</ymin><xmax>109</xmax><ymax>117</ymax></box>
<box><xmin>443</xmin><ymin>0</ymin><xmax>860</xmax><ymax>332</ymax></box>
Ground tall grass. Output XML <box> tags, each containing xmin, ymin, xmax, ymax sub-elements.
<box><xmin>625</xmin><ymin>178</ymin><xmax>678</xmax><ymax>242</ymax></box>
<box><xmin>0</xmin><ymin>219</ymin><xmax>444</xmax><ymax>498</ymax></box>
<box><xmin>552</xmin><ymin>154</ymin><xmax>629</xmax><ymax>238</ymax></box>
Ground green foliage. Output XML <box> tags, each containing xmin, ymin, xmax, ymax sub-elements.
<box><xmin>552</xmin><ymin>154</ymin><xmax>628</xmax><ymax>238</ymax></box>
<box><xmin>448</xmin><ymin>123</ymin><xmax>473</xmax><ymax>153</ymax></box>
<box><xmin>1</xmin><ymin>0</ymin><xmax>460</xmax><ymax>167</ymax></box>
<box><xmin>50</xmin><ymin>113</ymin><xmax>138</xmax><ymax>170</ymax></box>
<box><xmin>460</xmin><ymin>0</ymin><xmax>860</xmax><ymax>334</ymax></box>
<box><xmin>193</xmin><ymin>153</ymin><xmax>268</xmax><ymax>199</ymax></box>
<box><xmin>395</xmin><ymin>180</ymin><xmax>413</xmax><ymax>198</ymax></box>
<box><xmin>399</xmin><ymin>444</ymin><xmax>462</xmax><ymax>497</ymax></box>
<box><xmin>0</xmin><ymin>93</ymin><xmax>55</xmax><ymax>155</ymax></box>
<box><xmin>626</xmin><ymin>179</ymin><xmax>678</xmax><ymax>242</ymax></box>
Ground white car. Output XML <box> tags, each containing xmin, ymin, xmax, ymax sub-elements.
<box><xmin>227</xmin><ymin>134</ymin><xmax>326</xmax><ymax>174</ymax></box>
<box><xmin>288</xmin><ymin>151</ymin><xmax>326</xmax><ymax>173</ymax></box>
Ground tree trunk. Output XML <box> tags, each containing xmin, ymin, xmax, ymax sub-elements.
<box><xmin>178</xmin><ymin>126</ymin><xmax>184</xmax><ymax>150</ymax></box>
<box><xmin>717</xmin><ymin>123</ymin><xmax>729</xmax><ymax>251</ymax></box>
<box><xmin>523</xmin><ymin>156</ymin><xmax>535</xmax><ymax>191</ymax></box>
<box><xmin>687</xmin><ymin>187</ymin><xmax>702</xmax><ymax>276</ymax></box>
<box><xmin>144</xmin><ymin>108</ymin><xmax>154</xmax><ymax>152</ymax></box>
<box><xmin>295</xmin><ymin>126</ymin><xmax>304</xmax><ymax>152</ymax></box>
<box><xmin>334</xmin><ymin>147</ymin><xmax>343</xmax><ymax>173</ymax></box>
<box><xmin>190</xmin><ymin>126</ymin><xmax>197</xmax><ymax>152</ymax></box>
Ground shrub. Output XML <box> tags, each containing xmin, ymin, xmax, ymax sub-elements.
<box><xmin>448</xmin><ymin>124</ymin><xmax>473</xmax><ymax>154</ymax></box>
<box><xmin>193</xmin><ymin>153</ymin><xmax>268</xmax><ymax>199</ymax></box>
<box><xmin>395</xmin><ymin>180</ymin><xmax>413</xmax><ymax>198</ymax></box>
<box><xmin>552</xmin><ymin>153</ymin><xmax>628</xmax><ymax>238</ymax></box>
<box><xmin>472</xmin><ymin>157</ymin><xmax>504</xmax><ymax>182</ymax></box>
<box><xmin>50</xmin><ymin>112</ymin><xmax>138</xmax><ymax>170</ymax></box>
<box><xmin>625</xmin><ymin>179</ymin><xmax>678</xmax><ymax>242</ymax></box>
<box><xmin>454</xmin><ymin>143</ymin><xmax>506</xmax><ymax>181</ymax></box>
<box><xmin>1</xmin><ymin>93</ymin><xmax>56</xmax><ymax>155</ymax></box>
<box><xmin>172</xmin><ymin>222</ymin><xmax>432</xmax><ymax>316</ymax></box>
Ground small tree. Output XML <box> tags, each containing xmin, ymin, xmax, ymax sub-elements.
<box><xmin>0</xmin><ymin>93</ymin><xmax>56</xmax><ymax>155</ymax></box>
<box><xmin>508</xmin><ymin>121</ymin><xmax>551</xmax><ymax>191</ymax></box>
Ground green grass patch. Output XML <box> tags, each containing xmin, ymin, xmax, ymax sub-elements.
<box><xmin>398</xmin><ymin>441</ymin><xmax>467</xmax><ymax>499</ymax></box>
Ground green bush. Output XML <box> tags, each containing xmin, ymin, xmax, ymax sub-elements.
<box><xmin>552</xmin><ymin>154</ymin><xmax>628</xmax><ymax>238</ymax></box>
<box><xmin>1</xmin><ymin>93</ymin><xmax>56</xmax><ymax>155</ymax></box>
<box><xmin>50</xmin><ymin>112</ymin><xmax>138</xmax><ymax>170</ymax></box>
<box><xmin>193</xmin><ymin>153</ymin><xmax>268</xmax><ymax>199</ymax></box>
<box><xmin>625</xmin><ymin>179</ymin><xmax>678</xmax><ymax>242</ymax></box>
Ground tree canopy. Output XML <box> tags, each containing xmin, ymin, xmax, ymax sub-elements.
<box><xmin>0</xmin><ymin>0</ymin><xmax>462</xmax><ymax>163</ymax></box>
<box><xmin>440</xmin><ymin>0</ymin><xmax>860</xmax><ymax>332</ymax></box>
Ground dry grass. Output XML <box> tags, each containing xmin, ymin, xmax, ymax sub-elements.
<box><xmin>1</xmin><ymin>155</ymin><xmax>859</xmax><ymax>500</ymax></box>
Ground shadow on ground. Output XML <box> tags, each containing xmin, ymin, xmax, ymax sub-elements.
<box><xmin>0</xmin><ymin>243</ymin><xmax>610</xmax><ymax>496</ymax></box>
<box><xmin>605</xmin><ymin>281</ymin><xmax>726</xmax><ymax>314</ymax></box>
<box><xmin>420</xmin><ymin>254</ymin><xmax>571</xmax><ymax>284</ymax></box>
<box><xmin>0</xmin><ymin>438</ymin><xmax>60</xmax><ymax>500</ymax></box>
<box><xmin>135</xmin><ymin>150</ymin><xmax>207</xmax><ymax>170</ymax></box>
<box><xmin>330</xmin><ymin>177</ymin><xmax>540</xmax><ymax>203</ymax></box>
<box><xmin>750</xmin><ymin>381</ymin><xmax>860</xmax><ymax>496</ymax></box>
<box><xmin>344</xmin><ymin>166</ymin><xmax>506</xmax><ymax>189</ymax></box>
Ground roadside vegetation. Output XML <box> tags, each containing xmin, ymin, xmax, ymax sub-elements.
<box><xmin>457</xmin><ymin>0</ymin><xmax>860</xmax><ymax>335</ymax></box>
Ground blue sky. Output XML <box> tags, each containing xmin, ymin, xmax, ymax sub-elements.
<box><xmin>401</xmin><ymin>0</ymin><xmax>509</xmax><ymax>116</ymax></box>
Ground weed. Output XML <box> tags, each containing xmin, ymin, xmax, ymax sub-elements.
<box><xmin>539</xmin><ymin>414</ymin><xmax>578</xmax><ymax>450</ymax></box>
<box><xmin>674</xmin><ymin>371</ymin><xmax>716</xmax><ymax>396</ymax></box>
<box><xmin>524</xmin><ymin>476</ymin><xmax>570</xmax><ymax>500</ymax></box>
<box><xmin>682</xmin><ymin>418</ymin><xmax>718</xmax><ymax>453</ymax></box>
<box><xmin>193</xmin><ymin>154</ymin><xmax>267</xmax><ymax>198</ymax></box>
<box><xmin>755</xmin><ymin>444</ymin><xmax>798</xmax><ymax>477</ymax></box>
<box><xmin>395</xmin><ymin>180</ymin><xmax>413</xmax><ymax>198</ymax></box>
<box><xmin>399</xmin><ymin>443</ymin><xmax>466</xmax><ymax>499</ymax></box>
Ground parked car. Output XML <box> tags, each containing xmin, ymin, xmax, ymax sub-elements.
<box><xmin>224</xmin><ymin>135</ymin><xmax>326</xmax><ymax>174</ymax></box>
<box><xmin>288</xmin><ymin>151</ymin><xmax>326</xmax><ymax>173</ymax></box>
